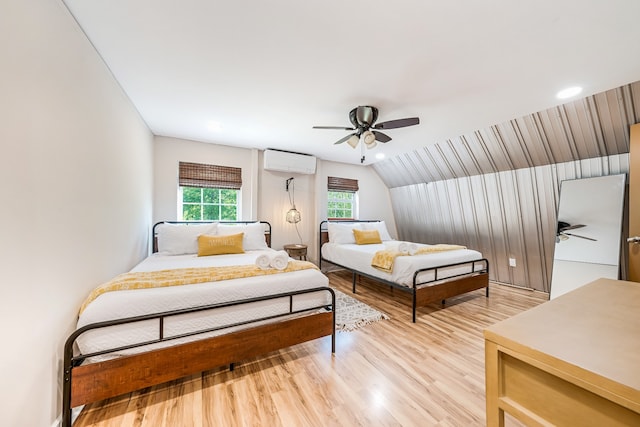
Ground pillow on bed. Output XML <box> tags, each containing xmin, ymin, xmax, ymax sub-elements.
<box><xmin>353</xmin><ymin>229</ymin><xmax>382</xmax><ymax>245</ymax></box>
<box><xmin>197</xmin><ymin>233</ymin><xmax>245</xmax><ymax>256</ymax></box>
<box><xmin>217</xmin><ymin>222</ymin><xmax>268</xmax><ymax>250</ymax></box>
<box><xmin>327</xmin><ymin>222</ymin><xmax>363</xmax><ymax>244</ymax></box>
<box><xmin>363</xmin><ymin>221</ymin><xmax>393</xmax><ymax>241</ymax></box>
<box><xmin>157</xmin><ymin>222</ymin><xmax>218</xmax><ymax>255</ymax></box>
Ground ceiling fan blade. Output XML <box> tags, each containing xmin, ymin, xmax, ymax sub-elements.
<box><xmin>559</xmin><ymin>224</ymin><xmax>586</xmax><ymax>232</ymax></box>
<box><xmin>374</xmin><ymin>117</ymin><xmax>420</xmax><ymax>130</ymax></box>
<box><xmin>313</xmin><ymin>126</ymin><xmax>355</xmax><ymax>130</ymax></box>
<box><xmin>372</xmin><ymin>130</ymin><xmax>392</xmax><ymax>143</ymax></box>
<box><xmin>334</xmin><ymin>133</ymin><xmax>357</xmax><ymax>145</ymax></box>
<box><xmin>564</xmin><ymin>232</ymin><xmax>597</xmax><ymax>241</ymax></box>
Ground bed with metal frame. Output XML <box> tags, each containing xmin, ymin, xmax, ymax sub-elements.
<box><xmin>62</xmin><ymin>221</ymin><xmax>335</xmax><ymax>427</ymax></box>
<box><xmin>319</xmin><ymin>219</ymin><xmax>488</xmax><ymax>323</ymax></box>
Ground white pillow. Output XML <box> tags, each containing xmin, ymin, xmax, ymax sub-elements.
<box><xmin>327</xmin><ymin>222</ymin><xmax>364</xmax><ymax>244</ymax></box>
<box><xmin>218</xmin><ymin>222</ymin><xmax>268</xmax><ymax>250</ymax></box>
<box><xmin>157</xmin><ymin>222</ymin><xmax>218</xmax><ymax>255</ymax></box>
<box><xmin>363</xmin><ymin>221</ymin><xmax>393</xmax><ymax>241</ymax></box>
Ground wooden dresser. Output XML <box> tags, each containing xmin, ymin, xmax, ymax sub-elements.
<box><xmin>484</xmin><ymin>278</ymin><xmax>640</xmax><ymax>426</ymax></box>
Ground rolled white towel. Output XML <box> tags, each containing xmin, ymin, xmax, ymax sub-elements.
<box><xmin>384</xmin><ymin>241</ymin><xmax>409</xmax><ymax>253</ymax></box>
<box><xmin>255</xmin><ymin>253</ymin><xmax>272</xmax><ymax>270</ymax></box>
<box><xmin>407</xmin><ymin>243</ymin><xmax>418</xmax><ymax>255</ymax></box>
<box><xmin>270</xmin><ymin>250</ymin><xmax>289</xmax><ymax>270</ymax></box>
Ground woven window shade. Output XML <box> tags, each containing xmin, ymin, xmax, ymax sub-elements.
<box><xmin>328</xmin><ymin>176</ymin><xmax>359</xmax><ymax>192</ymax></box>
<box><xmin>179</xmin><ymin>162</ymin><xmax>242</xmax><ymax>190</ymax></box>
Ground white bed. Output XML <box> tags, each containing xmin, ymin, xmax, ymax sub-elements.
<box><xmin>321</xmin><ymin>242</ymin><xmax>484</xmax><ymax>287</ymax></box>
<box><xmin>77</xmin><ymin>249</ymin><xmax>331</xmax><ymax>359</ymax></box>
<box><xmin>319</xmin><ymin>220</ymin><xmax>489</xmax><ymax>322</ymax></box>
<box><xmin>62</xmin><ymin>221</ymin><xmax>335</xmax><ymax>427</ymax></box>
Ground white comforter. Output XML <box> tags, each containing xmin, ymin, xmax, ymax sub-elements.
<box><xmin>77</xmin><ymin>249</ymin><xmax>330</xmax><ymax>359</ymax></box>
<box><xmin>321</xmin><ymin>241</ymin><xmax>484</xmax><ymax>287</ymax></box>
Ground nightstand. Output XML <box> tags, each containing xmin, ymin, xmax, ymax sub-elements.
<box><xmin>283</xmin><ymin>244</ymin><xmax>307</xmax><ymax>260</ymax></box>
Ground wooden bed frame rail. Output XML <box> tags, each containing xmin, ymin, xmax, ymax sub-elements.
<box><xmin>318</xmin><ymin>220</ymin><xmax>489</xmax><ymax>322</ymax></box>
<box><xmin>62</xmin><ymin>287</ymin><xmax>335</xmax><ymax>427</ymax></box>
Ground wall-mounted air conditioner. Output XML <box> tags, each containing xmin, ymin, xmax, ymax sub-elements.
<box><xmin>263</xmin><ymin>149</ymin><xmax>317</xmax><ymax>175</ymax></box>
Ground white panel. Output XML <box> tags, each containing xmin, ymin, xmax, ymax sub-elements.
<box><xmin>263</xmin><ymin>149</ymin><xmax>317</xmax><ymax>174</ymax></box>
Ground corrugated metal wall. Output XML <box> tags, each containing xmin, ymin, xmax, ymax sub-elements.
<box><xmin>390</xmin><ymin>155</ymin><xmax>629</xmax><ymax>291</ymax></box>
<box><xmin>377</xmin><ymin>80</ymin><xmax>639</xmax><ymax>292</ymax></box>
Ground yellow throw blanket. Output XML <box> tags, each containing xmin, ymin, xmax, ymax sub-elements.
<box><xmin>79</xmin><ymin>260</ymin><xmax>318</xmax><ymax>315</ymax></box>
<box><xmin>371</xmin><ymin>244</ymin><xmax>467</xmax><ymax>273</ymax></box>
<box><xmin>413</xmin><ymin>244</ymin><xmax>466</xmax><ymax>255</ymax></box>
<box><xmin>371</xmin><ymin>250</ymin><xmax>409</xmax><ymax>273</ymax></box>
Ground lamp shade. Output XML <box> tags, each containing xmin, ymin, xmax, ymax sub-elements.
<box><xmin>362</xmin><ymin>130</ymin><xmax>376</xmax><ymax>148</ymax></box>
<box><xmin>286</xmin><ymin>206</ymin><xmax>301</xmax><ymax>223</ymax></box>
<box><xmin>346</xmin><ymin>134</ymin><xmax>360</xmax><ymax>148</ymax></box>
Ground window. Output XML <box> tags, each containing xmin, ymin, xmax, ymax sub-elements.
<box><xmin>327</xmin><ymin>191</ymin><xmax>356</xmax><ymax>219</ymax></box>
<box><xmin>180</xmin><ymin>187</ymin><xmax>238</xmax><ymax>220</ymax></box>
<box><xmin>178</xmin><ymin>162</ymin><xmax>241</xmax><ymax>221</ymax></box>
<box><xmin>327</xmin><ymin>176</ymin><xmax>358</xmax><ymax>219</ymax></box>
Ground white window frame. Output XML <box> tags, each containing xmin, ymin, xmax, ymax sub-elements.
<box><xmin>178</xmin><ymin>186</ymin><xmax>240</xmax><ymax>221</ymax></box>
<box><xmin>327</xmin><ymin>190</ymin><xmax>358</xmax><ymax>219</ymax></box>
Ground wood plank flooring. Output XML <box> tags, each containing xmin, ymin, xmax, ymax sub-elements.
<box><xmin>73</xmin><ymin>271</ymin><xmax>547</xmax><ymax>426</ymax></box>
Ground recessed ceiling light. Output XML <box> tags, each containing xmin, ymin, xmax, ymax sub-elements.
<box><xmin>556</xmin><ymin>86</ymin><xmax>583</xmax><ymax>99</ymax></box>
<box><xmin>375</xmin><ymin>153</ymin><xmax>385</xmax><ymax>160</ymax></box>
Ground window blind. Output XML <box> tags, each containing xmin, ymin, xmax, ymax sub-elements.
<box><xmin>328</xmin><ymin>176</ymin><xmax>359</xmax><ymax>192</ymax></box>
<box><xmin>178</xmin><ymin>162</ymin><xmax>242</xmax><ymax>190</ymax></box>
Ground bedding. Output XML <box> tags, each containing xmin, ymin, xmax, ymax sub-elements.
<box><xmin>77</xmin><ymin>249</ymin><xmax>330</xmax><ymax>360</ymax></box>
<box><xmin>197</xmin><ymin>232</ymin><xmax>245</xmax><ymax>256</ymax></box>
<box><xmin>217</xmin><ymin>222</ymin><xmax>269</xmax><ymax>250</ymax></box>
<box><xmin>353</xmin><ymin>229</ymin><xmax>382</xmax><ymax>245</ymax></box>
<box><xmin>156</xmin><ymin>222</ymin><xmax>218</xmax><ymax>254</ymax></box>
<box><xmin>319</xmin><ymin>219</ymin><xmax>489</xmax><ymax>323</ymax></box>
<box><xmin>322</xmin><ymin>241</ymin><xmax>483</xmax><ymax>287</ymax></box>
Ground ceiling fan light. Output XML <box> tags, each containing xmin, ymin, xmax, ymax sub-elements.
<box><xmin>362</xmin><ymin>130</ymin><xmax>376</xmax><ymax>148</ymax></box>
<box><xmin>346</xmin><ymin>134</ymin><xmax>359</xmax><ymax>148</ymax></box>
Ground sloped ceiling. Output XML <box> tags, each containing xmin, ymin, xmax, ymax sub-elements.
<box><xmin>62</xmin><ymin>0</ymin><xmax>640</xmax><ymax>166</ymax></box>
<box><xmin>374</xmin><ymin>81</ymin><xmax>640</xmax><ymax>187</ymax></box>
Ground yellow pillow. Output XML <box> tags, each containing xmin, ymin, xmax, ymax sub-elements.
<box><xmin>353</xmin><ymin>229</ymin><xmax>382</xmax><ymax>245</ymax></box>
<box><xmin>197</xmin><ymin>233</ymin><xmax>244</xmax><ymax>256</ymax></box>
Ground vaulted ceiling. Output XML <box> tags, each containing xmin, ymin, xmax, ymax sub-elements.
<box><xmin>63</xmin><ymin>1</ymin><xmax>640</xmax><ymax>166</ymax></box>
<box><xmin>374</xmin><ymin>81</ymin><xmax>640</xmax><ymax>187</ymax></box>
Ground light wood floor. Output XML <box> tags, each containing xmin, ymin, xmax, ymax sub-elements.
<box><xmin>74</xmin><ymin>271</ymin><xmax>547</xmax><ymax>426</ymax></box>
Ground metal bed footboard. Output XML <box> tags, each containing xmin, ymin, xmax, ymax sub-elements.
<box><xmin>321</xmin><ymin>256</ymin><xmax>488</xmax><ymax>321</ymax></box>
<box><xmin>413</xmin><ymin>258</ymin><xmax>489</xmax><ymax>286</ymax></box>
<box><xmin>63</xmin><ymin>286</ymin><xmax>335</xmax><ymax>427</ymax></box>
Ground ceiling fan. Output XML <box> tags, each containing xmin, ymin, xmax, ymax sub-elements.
<box><xmin>313</xmin><ymin>106</ymin><xmax>419</xmax><ymax>163</ymax></box>
<box><xmin>556</xmin><ymin>221</ymin><xmax>597</xmax><ymax>243</ymax></box>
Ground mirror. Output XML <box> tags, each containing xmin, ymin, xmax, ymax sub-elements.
<box><xmin>550</xmin><ymin>174</ymin><xmax>626</xmax><ymax>299</ymax></box>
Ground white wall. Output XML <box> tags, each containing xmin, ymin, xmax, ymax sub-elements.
<box><xmin>0</xmin><ymin>2</ymin><xmax>153</xmax><ymax>426</ymax></box>
<box><xmin>316</xmin><ymin>161</ymin><xmax>397</xmax><ymax>228</ymax></box>
<box><xmin>259</xmin><ymin>154</ymin><xmax>316</xmax><ymax>254</ymax></box>
<box><xmin>153</xmin><ymin>139</ymin><xmax>397</xmax><ymax>262</ymax></box>
<box><xmin>153</xmin><ymin>136</ymin><xmax>259</xmax><ymax>224</ymax></box>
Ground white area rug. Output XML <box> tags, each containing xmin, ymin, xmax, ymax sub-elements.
<box><xmin>334</xmin><ymin>289</ymin><xmax>389</xmax><ymax>332</ymax></box>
